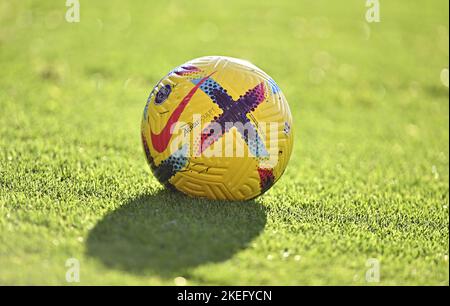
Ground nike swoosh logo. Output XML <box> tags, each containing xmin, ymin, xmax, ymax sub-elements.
<box><xmin>151</xmin><ymin>72</ymin><xmax>215</xmax><ymax>153</ymax></box>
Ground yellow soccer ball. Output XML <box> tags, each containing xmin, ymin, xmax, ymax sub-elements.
<box><xmin>141</xmin><ymin>56</ymin><xmax>293</xmax><ymax>200</ymax></box>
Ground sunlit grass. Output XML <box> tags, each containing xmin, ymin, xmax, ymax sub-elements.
<box><xmin>0</xmin><ymin>0</ymin><xmax>448</xmax><ymax>285</ymax></box>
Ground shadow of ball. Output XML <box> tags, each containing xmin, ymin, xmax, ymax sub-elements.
<box><xmin>86</xmin><ymin>190</ymin><xmax>267</xmax><ymax>277</ymax></box>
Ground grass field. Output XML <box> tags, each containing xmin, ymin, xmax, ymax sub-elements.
<box><xmin>0</xmin><ymin>0</ymin><xmax>448</xmax><ymax>285</ymax></box>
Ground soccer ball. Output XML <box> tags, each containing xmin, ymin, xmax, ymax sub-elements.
<box><xmin>141</xmin><ymin>56</ymin><xmax>293</xmax><ymax>201</ymax></box>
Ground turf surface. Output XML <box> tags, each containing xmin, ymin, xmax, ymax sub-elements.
<box><xmin>0</xmin><ymin>0</ymin><xmax>448</xmax><ymax>285</ymax></box>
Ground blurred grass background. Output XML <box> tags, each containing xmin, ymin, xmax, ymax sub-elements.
<box><xmin>0</xmin><ymin>0</ymin><xmax>448</xmax><ymax>285</ymax></box>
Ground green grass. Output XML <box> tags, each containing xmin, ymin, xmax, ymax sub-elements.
<box><xmin>0</xmin><ymin>0</ymin><xmax>448</xmax><ymax>285</ymax></box>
